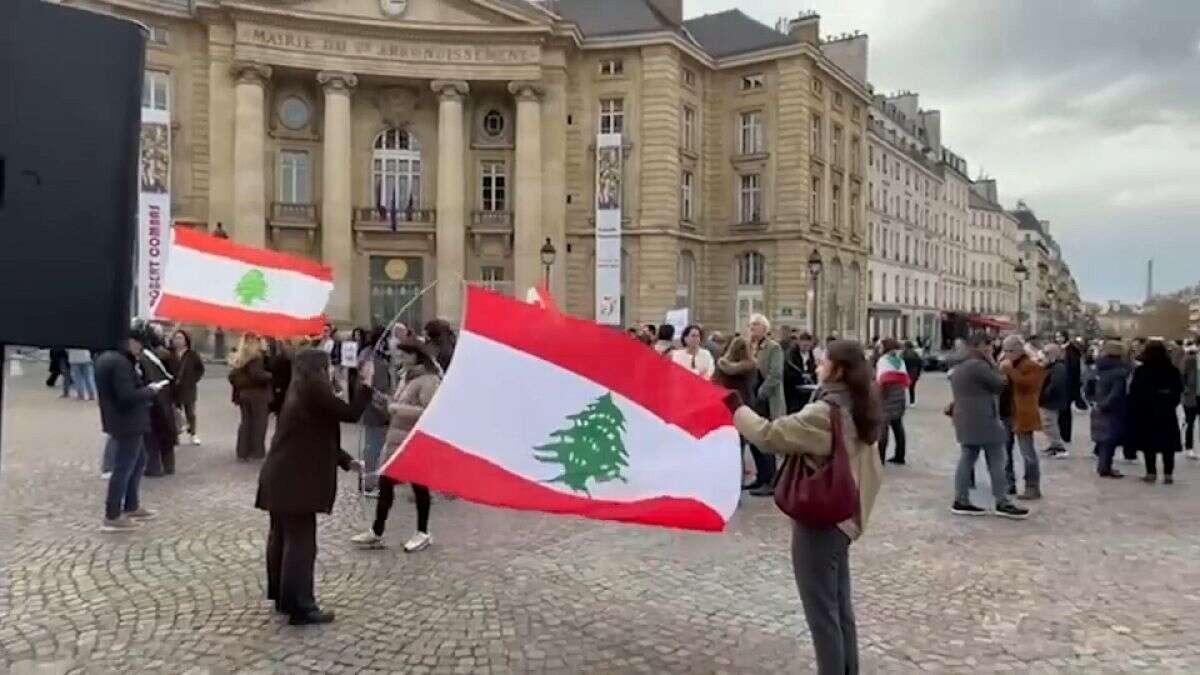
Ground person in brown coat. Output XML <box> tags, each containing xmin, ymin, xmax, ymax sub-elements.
<box><xmin>228</xmin><ymin>334</ymin><xmax>273</xmax><ymax>461</ymax></box>
<box><xmin>255</xmin><ymin>348</ymin><xmax>369</xmax><ymax>625</ymax></box>
<box><xmin>1000</xmin><ymin>336</ymin><xmax>1044</xmax><ymax>499</ymax></box>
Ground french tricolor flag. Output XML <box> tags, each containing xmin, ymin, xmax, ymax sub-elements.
<box><xmin>382</xmin><ymin>286</ymin><xmax>742</xmax><ymax>532</ymax></box>
<box><xmin>154</xmin><ymin>226</ymin><xmax>333</xmax><ymax>337</ymax></box>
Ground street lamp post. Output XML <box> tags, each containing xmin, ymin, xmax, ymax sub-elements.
<box><xmin>539</xmin><ymin>238</ymin><xmax>557</xmax><ymax>289</ymax></box>
<box><xmin>807</xmin><ymin>250</ymin><xmax>824</xmax><ymax>336</ymax></box>
<box><xmin>1014</xmin><ymin>260</ymin><xmax>1029</xmax><ymax>335</ymax></box>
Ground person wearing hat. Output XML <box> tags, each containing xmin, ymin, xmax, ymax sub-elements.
<box><xmin>351</xmin><ymin>337</ymin><xmax>441</xmax><ymax>553</ymax></box>
<box><xmin>94</xmin><ymin>322</ymin><xmax>170</xmax><ymax>532</ymax></box>
<box><xmin>1091</xmin><ymin>340</ymin><xmax>1131</xmax><ymax>477</ymax></box>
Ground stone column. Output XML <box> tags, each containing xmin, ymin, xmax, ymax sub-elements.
<box><xmin>509</xmin><ymin>81</ymin><xmax>544</xmax><ymax>297</ymax></box>
<box><xmin>431</xmin><ymin>80</ymin><xmax>469</xmax><ymax>323</ymax></box>
<box><xmin>230</xmin><ymin>62</ymin><xmax>271</xmax><ymax>246</ymax></box>
<box><xmin>317</xmin><ymin>71</ymin><xmax>358</xmax><ymax>323</ymax></box>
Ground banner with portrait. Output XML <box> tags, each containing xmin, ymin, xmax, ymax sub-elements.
<box><xmin>137</xmin><ymin>105</ymin><xmax>171</xmax><ymax>318</ymax></box>
<box><xmin>595</xmin><ymin>133</ymin><xmax>623</xmax><ymax>325</ymax></box>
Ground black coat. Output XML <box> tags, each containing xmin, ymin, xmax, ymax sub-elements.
<box><xmin>783</xmin><ymin>346</ymin><xmax>818</xmax><ymax>413</ymax></box>
<box><xmin>1089</xmin><ymin>356</ymin><xmax>1130</xmax><ymax>445</ymax></box>
<box><xmin>255</xmin><ymin>382</ymin><xmax>370</xmax><ymax>514</ymax></box>
<box><xmin>169</xmin><ymin>348</ymin><xmax>205</xmax><ymax>401</ymax></box>
<box><xmin>1065</xmin><ymin>343</ymin><xmax>1085</xmax><ymax>405</ymax></box>
<box><xmin>95</xmin><ymin>350</ymin><xmax>156</xmax><ymax>437</ymax></box>
<box><xmin>140</xmin><ymin>349</ymin><xmax>178</xmax><ymax>450</ymax></box>
<box><xmin>267</xmin><ymin>352</ymin><xmax>292</xmax><ymax>414</ymax></box>
<box><xmin>902</xmin><ymin>348</ymin><xmax>924</xmax><ymax>380</ymax></box>
<box><xmin>1128</xmin><ymin>361</ymin><xmax>1183</xmax><ymax>454</ymax></box>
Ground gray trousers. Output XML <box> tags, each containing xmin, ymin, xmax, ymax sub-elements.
<box><xmin>791</xmin><ymin>522</ymin><xmax>858</xmax><ymax>675</ymax></box>
<box><xmin>956</xmin><ymin>443</ymin><xmax>1011</xmax><ymax>506</ymax></box>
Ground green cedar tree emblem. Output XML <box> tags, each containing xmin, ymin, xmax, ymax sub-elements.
<box><xmin>534</xmin><ymin>393</ymin><xmax>630</xmax><ymax>496</ymax></box>
<box><xmin>234</xmin><ymin>269</ymin><xmax>269</xmax><ymax>307</ymax></box>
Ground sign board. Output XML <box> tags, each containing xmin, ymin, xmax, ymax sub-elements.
<box><xmin>664</xmin><ymin>308</ymin><xmax>689</xmax><ymax>340</ymax></box>
<box><xmin>595</xmin><ymin>133</ymin><xmax>623</xmax><ymax>325</ymax></box>
<box><xmin>341</xmin><ymin>341</ymin><xmax>360</xmax><ymax>366</ymax></box>
<box><xmin>137</xmin><ymin>80</ymin><xmax>171</xmax><ymax>318</ymax></box>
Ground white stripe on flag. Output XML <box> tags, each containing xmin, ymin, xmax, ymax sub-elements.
<box><xmin>414</xmin><ymin>330</ymin><xmax>742</xmax><ymax>517</ymax></box>
<box><xmin>164</xmin><ymin>244</ymin><xmax>332</xmax><ymax>318</ymax></box>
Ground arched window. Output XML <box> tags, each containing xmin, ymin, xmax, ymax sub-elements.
<box><xmin>735</xmin><ymin>252</ymin><xmax>766</xmax><ymax>333</ymax></box>
<box><xmin>676</xmin><ymin>251</ymin><xmax>696</xmax><ymax>314</ymax></box>
<box><xmin>373</xmin><ymin>128</ymin><xmax>422</xmax><ymax>211</ymax></box>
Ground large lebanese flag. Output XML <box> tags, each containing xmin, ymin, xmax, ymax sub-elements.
<box><xmin>381</xmin><ymin>287</ymin><xmax>741</xmax><ymax>532</ymax></box>
<box><xmin>154</xmin><ymin>226</ymin><xmax>333</xmax><ymax>337</ymax></box>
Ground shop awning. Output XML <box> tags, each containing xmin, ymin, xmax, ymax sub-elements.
<box><xmin>967</xmin><ymin>315</ymin><xmax>1016</xmax><ymax>331</ymax></box>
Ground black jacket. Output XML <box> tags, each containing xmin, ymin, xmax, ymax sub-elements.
<box><xmin>169</xmin><ymin>348</ymin><xmax>205</xmax><ymax>401</ymax></box>
<box><xmin>1039</xmin><ymin>361</ymin><xmax>1072</xmax><ymax>411</ymax></box>
<box><xmin>255</xmin><ymin>382</ymin><xmax>370</xmax><ymax>514</ymax></box>
<box><xmin>95</xmin><ymin>350</ymin><xmax>156</xmax><ymax>437</ymax></box>
<box><xmin>902</xmin><ymin>348</ymin><xmax>924</xmax><ymax>379</ymax></box>
<box><xmin>1128</xmin><ymin>361</ymin><xmax>1183</xmax><ymax>453</ymax></box>
<box><xmin>1065</xmin><ymin>342</ymin><xmax>1085</xmax><ymax>405</ymax></box>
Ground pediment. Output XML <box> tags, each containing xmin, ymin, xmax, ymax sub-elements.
<box><xmin>224</xmin><ymin>0</ymin><xmax>552</xmax><ymax>28</ymax></box>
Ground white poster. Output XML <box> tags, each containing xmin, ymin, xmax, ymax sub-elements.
<box><xmin>138</xmin><ymin>105</ymin><xmax>171</xmax><ymax>319</ymax></box>
<box><xmin>665</xmin><ymin>308</ymin><xmax>689</xmax><ymax>340</ymax></box>
<box><xmin>595</xmin><ymin>133</ymin><xmax>623</xmax><ymax>325</ymax></box>
<box><xmin>341</xmin><ymin>341</ymin><xmax>360</xmax><ymax>366</ymax></box>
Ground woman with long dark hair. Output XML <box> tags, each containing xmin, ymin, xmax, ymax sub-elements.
<box><xmin>423</xmin><ymin>319</ymin><xmax>457</xmax><ymax>374</ymax></box>
<box><xmin>730</xmin><ymin>340</ymin><xmax>883</xmax><ymax>674</ymax></box>
<box><xmin>671</xmin><ymin>324</ymin><xmax>715</xmax><ymax>379</ymax></box>
<box><xmin>169</xmin><ymin>329</ymin><xmax>205</xmax><ymax>445</ymax></box>
<box><xmin>351</xmin><ymin>338</ymin><xmax>441</xmax><ymax>552</ymax></box>
<box><xmin>255</xmin><ymin>348</ymin><xmax>369</xmax><ymax>625</ymax></box>
<box><xmin>1129</xmin><ymin>340</ymin><xmax>1183</xmax><ymax>484</ymax></box>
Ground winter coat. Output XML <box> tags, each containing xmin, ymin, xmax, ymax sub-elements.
<box><xmin>266</xmin><ymin>351</ymin><xmax>292</xmax><ymax>414</ymax></box>
<box><xmin>902</xmin><ymin>348</ymin><xmax>924</xmax><ymax>380</ymax></box>
<box><xmin>169</xmin><ymin>348</ymin><xmax>205</xmax><ymax>403</ymax></box>
<box><xmin>140</xmin><ymin>349</ymin><xmax>179</xmax><ymax>450</ymax></box>
<box><xmin>383</xmin><ymin>364</ymin><xmax>442</xmax><ymax>455</ymax></box>
<box><xmin>1183</xmin><ymin>354</ymin><xmax>1198</xmax><ymax>409</ymax></box>
<box><xmin>1039</xmin><ymin>360</ymin><xmax>1072</xmax><ymax>412</ymax></box>
<box><xmin>1089</xmin><ymin>356</ymin><xmax>1130</xmax><ymax>445</ymax></box>
<box><xmin>229</xmin><ymin>356</ymin><xmax>272</xmax><ymax>405</ymax></box>
<box><xmin>714</xmin><ymin>354</ymin><xmax>757</xmax><ymax>406</ymax></box>
<box><xmin>1064</xmin><ymin>342</ymin><xmax>1084</xmax><ymax>405</ymax></box>
<box><xmin>753</xmin><ymin>337</ymin><xmax>786</xmax><ymax>420</ymax></box>
<box><xmin>1001</xmin><ymin>355</ymin><xmax>1045</xmax><ymax>434</ymax></box>
<box><xmin>1128</xmin><ymin>361</ymin><xmax>1183</xmax><ymax>454</ymax></box>
<box><xmin>360</xmin><ymin>352</ymin><xmax>396</xmax><ymax>428</ymax></box>
<box><xmin>733</xmin><ymin>382</ymin><xmax>883</xmax><ymax>541</ymax></box>
<box><xmin>255</xmin><ymin>381</ymin><xmax>370</xmax><ymax>514</ymax></box>
<box><xmin>948</xmin><ymin>354</ymin><xmax>1007</xmax><ymax>447</ymax></box>
<box><xmin>94</xmin><ymin>350</ymin><xmax>156</xmax><ymax>437</ymax></box>
<box><xmin>671</xmin><ymin>348</ymin><xmax>716</xmax><ymax>380</ymax></box>
<box><xmin>783</xmin><ymin>346</ymin><xmax>819</xmax><ymax>414</ymax></box>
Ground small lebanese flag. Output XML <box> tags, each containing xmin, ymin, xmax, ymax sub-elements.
<box><xmin>154</xmin><ymin>226</ymin><xmax>333</xmax><ymax>337</ymax></box>
<box><xmin>382</xmin><ymin>286</ymin><xmax>741</xmax><ymax>532</ymax></box>
<box><xmin>876</xmin><ymin>351</ymin><xmax>912</xmax><ymax>388</ymax></box>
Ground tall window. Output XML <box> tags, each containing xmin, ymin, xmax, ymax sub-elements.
<box><xmin>680</xmin><ymin>171</ymin><xmax>694</xmax><ymax>221</ymax></box>
<box><xmin>599</xmin><ymin>98</ymin><xmax>624</xmax><ymax>134</ymax></box>
<box><xmin>278</xmin><ymin>150</ymin><xmax>310</xmax><ymax>204</ymax></box>
<box><xmin>850</xmin><ymin>192</ymin><xmax>859</xmax><ymax>232</ymax></box>
<box><xmin>850</xmin><ymin>137</ymin><xmax>860</xmax><ymax>172</ymax></box>
<box><xmin>599</xmin><ymin>58</ymin><xmax>624</xmax><ymax>76</ymax></box>
<box><xmin>832</xmin><ymin>125</ymin><xmax>843</xmax><ymax>166</ymax></box>
<box><xmin>480</xmin><ymin>161</ymin><xmax>506</xmax><ymax>211</ymax></box>
<box><xmin>682</xmin><ymin>106</ymin><xmax>696</xmax><ymax>151</ymax></box>
<box><xmin>811</xmin><ymin>114</ymin><xmax>823</xmax><ymax>158</ymax></box>
<box><xmin>373</xmin><ymin>128</ymin><xmax>422</xmax><ymax>211</ymax></box>
<box><xmin>736</xmin><ymin>252</ymin><xmax>766</xmax><ymax>333</ymax></box>
<box><xmin>831</xmin><ymin>184</ymin><xmax>841</xmax><ymax>228</ymax></box>
<box><xmin>881</xmin><ymin>273</ymin><xmax>888</xmax><ymax>302</ymax></box>
<box><xmin>739</xmin><ymin>111</ymin><xmax>764</xmax><ymax>154</ymax></box>
<box><xmin>739</xmin><ymin>174</ymin><xmax>761</xmax><ymax>223</ymax></box>
<box><xmin>676</xmin><ymin>251</ymin><xmax>695</xmax><ymax>312</ymax></box>
<box><xmin>143</xmin><ymin>70</ymin><xmax>169</xmax><ymax>111</ymax></box>
<box><xmin>480</xmin><ymin>266</ymin><xmax>505</xmax><ymax>291</ymax></box>
<box><xmin>810</xmin><ymin>176</ymin><xmax>821</xmax><ymax>224</ymax></box>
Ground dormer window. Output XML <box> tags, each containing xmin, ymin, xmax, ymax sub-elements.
<box><xmin>741</xmin><ymin>74</ymin><xmax>765</xmax><ymax>91</ymax></box>
<box><xmin>599</xmin><ymin>59</ymin><xmax>624</xmax><ymax>76</ymax></box>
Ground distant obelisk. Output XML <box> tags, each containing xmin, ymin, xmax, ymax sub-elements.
<box><xmin>1146</xmin><ymin>259</ymin><xmax>1154</xmax><ymax>303</ymax></box>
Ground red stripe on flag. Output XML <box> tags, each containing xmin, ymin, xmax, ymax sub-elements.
<box><xmin>877</xmin><ymin>371</ymin><xmax>911</xmax><ymax>388</ymax></box>
<box><xmin>383</xmin><ymin>431</ymin><xmax>727</xmax><ymax>532</ymax></box>
<box><xmin>155</xmin><ymin>294</ymin><xmax>326</xmax><ymax>338</ymax></box>
<box><xmin>173</xmin><ymin>226</ymin><xmax>333</xmax><ymax>281</ymax></box>
<box><xmin>463</xmin><ymin>287</ymin><xmax>731</xmax><ymax>439</ymax></box>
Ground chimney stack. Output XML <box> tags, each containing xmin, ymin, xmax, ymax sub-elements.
<box><xmin>647</xmin><ymin>0</ymin><xmax>682</xmax><ymax>25</ymax></box>
<box><xmin>787</xmin><ymin>11</ymin><xmax>820</xmax><ymax>45</ymax></box>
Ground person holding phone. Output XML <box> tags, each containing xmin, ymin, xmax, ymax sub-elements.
<box><xmin>95</xmin><ymin>322</ymin><xmax>169</xmax><ymax>532</ymax></box>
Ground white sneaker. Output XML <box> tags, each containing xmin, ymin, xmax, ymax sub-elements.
<box><xmin>350</xmin><ymin>531</ymin><xmax>384</xmax><ymax>548</ymax></box>
<box><xmin>190</xmin><ymin>435</ymin><xmax>202</xmax><ymax>446</ymax></box>
<box><xmin>403</xmin><ymin>531</ymin><xmax>432</xmax><ymax>553</ymax></box>
<box><xmin>101</xmin><ymin>516</ymin><xmax>141</xmax><ymax>532</ymax></box>
<box><xmin>100</xmin><ymin>471</ymin><xmax>113</xmax><ymax>480</ymax></box>
<box><xmin>363</xmin><ymin>488</ymin><xmax>379</xmax><ymax>499</ymax></box>
<box><xmin>1187</xmin><ymin>450</ymin><xmax>1199</xmax><ymax>460</ymax></box>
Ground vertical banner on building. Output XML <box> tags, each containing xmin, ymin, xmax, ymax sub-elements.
<box><xmin>137</xmin><ymin>102</ymin><xmax>171</xmax><ymax>318</ymax></box>
<box><xmin>595</xmin><ymin>133</ymin><xmax>623</xmax><ymax>325</ymax></box>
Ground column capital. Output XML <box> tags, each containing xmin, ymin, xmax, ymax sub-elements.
<box><xmin>431</xmin><ymin>80</ymin><xmax>469</xmax><ymax>101</ymax></box>
<box><xmin>507</xmin><ymin>80</ymin><xmax>545</xmax><ymax>102</ymax></box>
<box><xmin>230</xmin><ymin>61</ymin><xmax>272</xmax><ymax>86</ymax></box>
<box><xmin>317</xmin><ymin>70</ymin><xmax>358</xmax><ymax>93</ymax></box>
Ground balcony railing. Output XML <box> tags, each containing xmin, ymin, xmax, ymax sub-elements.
<box><xmin>354</xmin><ymin>206</ymin><xmax>437</xmax><ymax>227</ymax></box>
<box><xmin>466</xmin><ymin>280</ymin><xmax>514</xmax><ymax>296</ymax></box>
<box><xmin>471</xmin><ymin>211</ymin><xmax>513</xmax><ymax>228</ymax></box>
<box><xmin>271</xmin><ymin>202</ymin><xmax>317</xmax><ymax>223</ymax></box>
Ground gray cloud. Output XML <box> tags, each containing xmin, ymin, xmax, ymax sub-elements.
<box><xmin>687</xmin><ymin>0</ymin><xmax>1200</xmax><ymax>301</ymax></box>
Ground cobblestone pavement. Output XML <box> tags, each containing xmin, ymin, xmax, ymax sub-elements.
<box><xmin>3</xmin><ymin>365</ymin><xmax>1200</xmax><ymax>674</ymax></box>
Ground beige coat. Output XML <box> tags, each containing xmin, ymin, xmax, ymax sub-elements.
<box><xmin>383</xmin><ymin>365</ymin><xmax>441</xmax><ymax>454</ymax></box>
<box><xmin>733</xmin><ymin>390</ymin><xmax>883</xmax><ymax>540</ymax></box>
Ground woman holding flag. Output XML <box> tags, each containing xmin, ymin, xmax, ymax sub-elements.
<box><xmin>874</xmin><ymin>338</ymin><xmax>911</xmax><ymax>464</ymax></box>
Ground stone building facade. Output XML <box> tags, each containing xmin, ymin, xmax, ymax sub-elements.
<box><xmin>966</xmin><ymin>179</ymin><xmax>1019</xmax><ymax>323</ymax></box>
<box><xmin>62</xmin><ymin>0</ymin><xmax>869</xmax><ymax>335</ymax></box>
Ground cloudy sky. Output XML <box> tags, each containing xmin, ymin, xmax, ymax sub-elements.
<box><xmin>685</xmin><ymin>0</ymin><xmax>1200</xmax><ymax>303</ymax></box>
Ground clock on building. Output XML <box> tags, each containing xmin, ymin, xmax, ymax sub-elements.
<box><xmin>379</xmin><ymin>0</ymin><xmax>408</xmax><ymax>17</ymax></box>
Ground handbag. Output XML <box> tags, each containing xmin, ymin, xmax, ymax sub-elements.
<box><xmin>773</xmin><ymin>400</ymin><xmax>859</xmax><ymax>529</ymax></box>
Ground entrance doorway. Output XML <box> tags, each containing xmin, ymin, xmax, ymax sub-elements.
<box><xmin>369</xmin><ymin>256</ymin><xmax>424</xmax><ymax>330</ymax></box>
